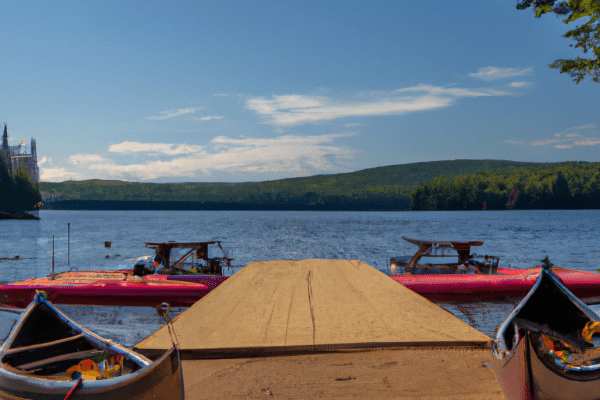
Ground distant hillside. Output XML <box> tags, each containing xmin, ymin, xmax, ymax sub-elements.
<box><xmin>39</xmin><ymin>159</ymin><xmax>555</xmax><ymax>210</ymax></box>
<box><xmin>409</xmin><ymin>161</ymin><xmax>599</xmax><ymax>211</ymax></box>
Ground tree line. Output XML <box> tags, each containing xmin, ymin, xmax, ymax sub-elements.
<box><xmin>409</xmin><ymin>162</ymin><xmax>600</xmax><ymax>210</ymax></box>
<box><xmin>0</xmin><ymin>156</ymin><xmax>42</xmax><ymax>213</ymax></box>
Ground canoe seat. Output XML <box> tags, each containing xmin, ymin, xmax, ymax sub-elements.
<box><xmin>3</xmin><ymin>334</ymin><xmax>86</xmax><ymax>356</ymax></box>
<box><xmin>17</xmin><ymin>349</ymin><xmax>105</xmax><ymax>372</ymax></box>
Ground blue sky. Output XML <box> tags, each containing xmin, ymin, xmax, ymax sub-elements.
<box><xmin>1</xmin><ymin>1</ymin><xmax>598</xmax><ymax>183</ymax></box>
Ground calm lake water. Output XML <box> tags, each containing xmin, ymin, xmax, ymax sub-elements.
<box><xmin>1</xmin><ymin>209</ymin><xmax>599</xmax><ymax>346</ymax></box>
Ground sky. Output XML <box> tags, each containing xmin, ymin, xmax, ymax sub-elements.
<box><xmin>1</xmin><ymin>1</ymin><xmax>598</xmax><ymax>183</ymax></box>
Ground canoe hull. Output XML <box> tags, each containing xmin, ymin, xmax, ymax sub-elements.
<box><xmin>0</xmin><ymin>347</ymin><xmax>182</xmax><ymax>400</ymax></box>
<box><xmin>489</xmin><ymin>265</ymin><xmax>600</xmax><ymax>399</ymax></box>
<box><xmin>0</xmin><ymin>296</ymin><xmax>183</xmax><ymax>400</ymax></box>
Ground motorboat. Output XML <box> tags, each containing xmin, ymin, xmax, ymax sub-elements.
<box><xmin>389</xmin><ymin>237</ymin><xmax>600</xmax><ymax>301</ymax></box>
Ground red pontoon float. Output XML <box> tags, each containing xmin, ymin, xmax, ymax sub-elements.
<box><xmin>389</xmin><ymin>237</ymin><xmax>600</xmax><ymax>302</ymax></box>
<box><xmin>0</xmin><ymin>275</ymin><xmax>210</xmax><ymax>308</ymax></box>
<box><xmin>0</xmin><ymin>241</ymin><xmax>239</xmax><ymax>309</ymax></box>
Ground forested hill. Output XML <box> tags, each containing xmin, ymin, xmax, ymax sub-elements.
<box><xmin>39</xmin><ymin>159</ymin><xmax>558</xmax><ymax>211</ymax></box>
<box><xmin>409</xmin><ymin>161</ymin><xmax>599</xmax><ymax>211</ymax></box>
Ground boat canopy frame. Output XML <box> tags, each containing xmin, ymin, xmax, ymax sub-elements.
<box><xmin>144</xmin><ymin>241</ymin><xmax>234</xmax><ymax>272</ymax></box>
<box><xmin>390</xmin><ymin>237</ymin><xmax>499</xmax><ymax>275</ymax></box>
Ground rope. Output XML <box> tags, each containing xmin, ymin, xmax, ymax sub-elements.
<box><xmin>63</xmin><ymin>377</ymin><xmax>83</xmax><ymax>400</ymax></box>
<box><xmin>160</xmin><ymin>303</ymin><xmax>185</xmax><ymax>400</ymax></box>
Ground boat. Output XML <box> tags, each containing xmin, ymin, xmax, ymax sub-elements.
<box><xmin>390</xmin><ymin>237</ymin><xmax>499</xmax><ymax>275</ymax></box>
<box><xmin>488</xmin><ymin>257</ymin><xmax>600</xmax><ymax>400</ymax></box>
<box><xmin>0</xmin><ymin>275</ymin><xmax>210</xmax><ymax>308</ymax></box>
<box><xmin>130</xmin><ymin>241</ymin><xmax>240</xmax><ymax>288</ymax></box>
<box><xmin>39</xmin><ymin>241</ymin><xmax>242</xmax><ymax>291</ymax></box>
<box><xmin>0</xmin><ymin>292</ymin><xmax>183</xmax><ymax>400</ymax></box>
<box><xmin>388</xmin><ymin>237</ymin><xmax>600</xmax><ymax>301</ymax></box>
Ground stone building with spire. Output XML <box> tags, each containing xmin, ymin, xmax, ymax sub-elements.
<box><xmin>0</xmin><ymin>123</ymin><xmax>40</xmax><ymax>183</ymax></box>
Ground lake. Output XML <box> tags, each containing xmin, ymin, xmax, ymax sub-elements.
<box><xmin>1</xmin><ymin>209</ymin><xmax>598</xmax><ymax>346</ymax></box>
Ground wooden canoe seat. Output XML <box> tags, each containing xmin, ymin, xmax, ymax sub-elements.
<box><xmin>17</xmin><ymin>349</ymin><xmax>105</xmax><ymax>372</ymax></box>
<box><xmin>3</xmin><ymin>334</ymin><xmax>86</xmax><ymax>356</ymax></box>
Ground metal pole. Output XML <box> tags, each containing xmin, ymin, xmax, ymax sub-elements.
<box><xmin>68</xmin><ymin>223</ymin><xmax>70</xmax><ymax>267</ymax></box>
<box><xmin>52</xmin><ymin>235</ymin><xmax>55</xmax><ymax>280</ymax></box>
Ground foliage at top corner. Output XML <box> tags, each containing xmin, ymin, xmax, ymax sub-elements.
<box><xmin>517</xmin><ymin>0</ymin><xmax>600</xmax><ymax>83</ymax></box>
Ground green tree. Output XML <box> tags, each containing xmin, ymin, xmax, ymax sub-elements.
<box><xmin>552</xmin><ymin>171</ymin><xmax>572</xmax><ymax>208</ymax></box>
<box><xmin>12</xmin><ymin>168</ymin><xmax>42</xmax><ymax>212</ymax></box>
<box><xmin>517</xmin><ymin>0</ymin><xmax>600</xmax><ymax>83</ymax></box>
<box><xmin>0</xmin><ymin>156</ymin><xmax>15</xmax><ymax>212</ymax></box>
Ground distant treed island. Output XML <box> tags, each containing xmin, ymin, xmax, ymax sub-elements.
<box><xmin>38</xmin><ymin>160</ymin><xmax>600</xmax><ymax>211</ymax></box>
<box><xmin>0</xmin><ymin>155</ymin><xmax>42</xmax><ymax>214</ymax></box>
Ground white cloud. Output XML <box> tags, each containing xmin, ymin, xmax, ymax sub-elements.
<box><xmin>195</xmin><ymin>115</ymin><xmax>225</xmax><ymax>121</ymax></box>
<box><xmin>245</xmin><ymin>85</ymin><xmax>510</xmax><ymax>127</ymax></box>
<box><xmin>552</xmin><ymin>124</ymin><xmax>597</xmax><ymax>138</ymax></box>
<box><xmin>507</xmin><ymin>123</ymin><xmax>600</xmax><ymax>149</ymax></box>
<box><xmin>213</xmin><ymin>93</ymin><xmax>229</xmax><ymax>97</ymax></box>
<box><xmin>40</xmin><ymin>167</ymin><xmax>82</xmax><ymax>181</ymax></box>
<box><xmin>67</xmin><ymin>154</ymin><xmax>111</xmax><ymax>165</ymax></box>
<box><xmin>509</xmin><ymin>81</ymin><xmax>533</xmax><ymax>88</ymax></box>
<box><xmin>567</xmin><ymin>124</ymin><xmax>596</xmax><ymax>131</ymax></box>
<box><xmin>529</xmin><ymin>138</ymin><xmax>568</xmax><ymax>146</ymax></box>
<box><xmin>48</xmin><ymin>134</ymin><xmax>355</xmax><ymax>182</ymax></box>
<box><xmin>470</xmin><ymin>66</ymin><xmax>533</xmax><ymax>81</ymax></box>
<box><xmin>574</xmin><ymin>139</ymin><xmax>600</xmax><ymax>146</ymax></box>
<box><xmin>394</xmin><ymin>84</ymin><xmax>509</xmax><ymax>97</ymax></box>
<box><xmin>108</xmin><ymin>142</ymin><xmax>204</xmax><ymax>156</ymax></box>
<box><xmin>146</xmin><ymin>107</ymin><xmax>202</xmax><ymax>121</ymax></box>
<box><xmin>38</xmin><ymin>156</ymin><xmax>50</xmax><ymax>166</ymax></box>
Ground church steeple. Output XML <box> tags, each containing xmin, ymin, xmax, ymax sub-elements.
<box><xmin>2</xmin><ymin>123</ymin><xmax>8</xmax><ymax>150</ymax></box>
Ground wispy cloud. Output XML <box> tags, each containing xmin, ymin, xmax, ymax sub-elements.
<box><xmin>530</xmin><ymin>138</ymin><xmax>567</xmax><ymax>146</ymax></box>
<box><xmin>470</xmin><ymin>67</ymin><xmax>532</xmax><ymax>81</ymax></box>
<box><xmin>195</xmin><ymin>115</ymin><xmax>224</xmax><ymax>121</ymax></box>
<box><xmin>574</xmin><ymin>139</ymin><xmax>600</xmax><ymax>146</ymax></box>
<box><xmin>146</xmin><ymin>107</ymin><xmax>202</xmax><ymax>121</ymax></box>
<box><xmin>507</xmin><ymin>124</ymin><xmax>599</xmax><ymax>149</ymax></box>
<box><xmin>44</xmin><ymin>134</ymin><xmax>355</xmax><ymax>182</ymax></box>
<box><xmin>246</xmin><ymin>85</ymin><xmax>510</xmax><ymax>127</ymax></box>
<box><xmin>509</xmin><ymin>81</ymin><xmax>533</xmax><ymax>88</ymax></box>
<box><xmin>40</xmin><ymin>167</ymin><xmax>82</xmax><ymax>181</ymax></box>
<box><xmin>67</xmin><ymin>154</ymin><xmax>111</xmax><ymax>165</ymax></box>
<box><xmin>108</xmin><ymin>141</ymin><xmax>203</xmax><ymax>156</ymax></box>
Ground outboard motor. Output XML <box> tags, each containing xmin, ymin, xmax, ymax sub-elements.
<box><xmin>133</xmin><ymin>256</ymin><xmax>154</xmax><ymax>276</ymax></box>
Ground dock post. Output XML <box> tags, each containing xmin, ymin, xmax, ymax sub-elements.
<box><xmin>52</xmin><ymin>235</ymin><xmax>55</xmax><ymax>280</ymax></box>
